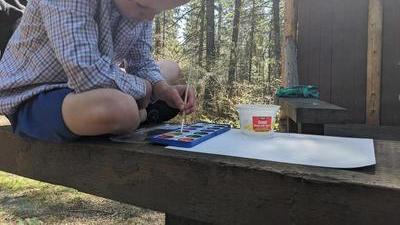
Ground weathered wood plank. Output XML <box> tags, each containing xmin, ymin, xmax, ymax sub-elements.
<box><xmin>1</xmin><ymin>127</ymin><xmax>400</xmax><ymax>225</ymax></box>
<box><xmin>297</xmin><ymin>0</ymin><xmax>369</xmax><ymax>124</ymax></box>
<box><xmin>330</xmin><ymin>0</ymin><xmax>369</xmax><ymax>124</ymax></box>
<box><xmin>381</xmin><ymin>0</ymin><xmax>400</xmax><ymax>126</ymax></box>
<box><xmin>366</xmin><ymin>0</ymin><xmax>383</xmax><ymax>126</ymax></box>
<box><xmin>166</xmin><ymin>214</ymin><xmax>212</xmax><ymax>225</ymax></box>
<box><xmin>325</xmin><ymin>124</ymin><xmax>400</xmax><ymax>141</ymax></box>
<box><xmin>278</xmin><ymin>98</ymin><xmax>349</xmax><ymax>124</ymax></box>
<box><xmin>297</xmin><ymin>0</ymin><xmax>334</xmax><ymax>101</ymax></box>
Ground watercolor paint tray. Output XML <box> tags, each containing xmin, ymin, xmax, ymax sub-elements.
<box><xmin>148</xmin><ymin>122</ymin><xmax>231</xmax><ymax>148</ymax></box>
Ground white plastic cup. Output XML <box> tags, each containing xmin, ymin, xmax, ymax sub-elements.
<box><xmin>236</xmin><ymin>104</ymin><xmax>280</xmax><ymax>135</ymax></box>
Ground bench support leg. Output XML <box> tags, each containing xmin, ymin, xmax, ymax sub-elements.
<box><xmin>297</xmin><ymin>122</ymin><xmax>303</xmax><ymax>133</ymax></box>
<box><xmin>165</xmin><ymin>214</ymin><xmax>213</xmax><ymax>225</ymax></box>
<box><xmin>287</xmin><ymin>118</ymin><xmax>298</xmax><ymax>133</ymax></box>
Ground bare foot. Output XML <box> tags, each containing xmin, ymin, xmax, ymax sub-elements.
<box><xmin>139</xmin><ymin>110</ymin><xmax>147</xmax><ymax>123</ymax></box>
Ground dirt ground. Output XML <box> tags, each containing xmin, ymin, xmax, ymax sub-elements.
<box><xmin>0</xmin><ymin>116</ymin><xmax>164</xmax><ymax>225</ymax></box>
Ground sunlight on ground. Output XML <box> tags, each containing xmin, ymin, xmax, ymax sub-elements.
<box><xmin>0</xmin><ymin>116</ymin><xmax>163</xmax><ymax>224</ymax></box>
<box><xmin>0</xmin><ymin>172</ymin><xmax>164</xmax><ymax>225</ymax></box>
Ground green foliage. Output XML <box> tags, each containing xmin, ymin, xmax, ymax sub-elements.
<box><xmin>175</xmin><ymin>63</ymin><xmax>281</xmax><ymax>128</ymax></box>
<box><xmin>154</xmin><ymin>0</ymin><xmax>282</xmax><ymax>125</ymax></box>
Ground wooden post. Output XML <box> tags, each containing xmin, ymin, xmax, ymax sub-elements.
<box><xmin>366</xmin><ymin>0</ymin><xmax>383</xmax><ymax>126</ymax></box>
<box><xmin>281</xmin><ymin>0</ymin><xmax>299</xmax><ymax>87</ymax></box>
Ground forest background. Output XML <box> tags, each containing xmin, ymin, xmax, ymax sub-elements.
<box><xmin>155</xmin><ymin>0</ymin><xmax>282</xmax><ymax>126</ymax></box>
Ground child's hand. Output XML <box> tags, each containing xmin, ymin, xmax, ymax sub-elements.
<box><xmin>153</xmin><ymin>81</ymin><xmax>196</xmax><ymax>114</ymax></box>
<box><xmin>174</xmin><ymin>84</ymin><xmax>196</xmax><ymax>114</ymax></box>
<box><xmin>137</xmin><ymin>79</ymin><xmax>152</xmax><ymax>109</ymax></box>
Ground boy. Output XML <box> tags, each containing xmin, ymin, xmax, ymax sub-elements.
<box><xmin>0</xmin><ymin>0</ymin><xmax>196</xmax><ymax>142</ymax></box>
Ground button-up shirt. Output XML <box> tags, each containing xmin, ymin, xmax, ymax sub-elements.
<box><xmin>0</xmin><ymin>0</ymin><xmax>163</xmax><ymax>116</ymax></box>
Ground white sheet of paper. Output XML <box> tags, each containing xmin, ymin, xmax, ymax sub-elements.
<box><xmin>166</xmin><ymin>130</ymin><xmax>376</xmax><ymax>168</ymax></box>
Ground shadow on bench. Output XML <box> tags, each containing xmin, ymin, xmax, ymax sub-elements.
<box><xmin>325</xmin><ymin>124</ymin><xmax>400</xmax><ymax>141</ymax></box>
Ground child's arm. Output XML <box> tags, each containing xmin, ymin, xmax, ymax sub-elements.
<box><xmin>124</xmin><ymin>21</ymin><xmax>164</xmax><ymax>87</ymax></box>
<box><xmin>39</xmin><ymin>0</ymin><xmax>147</xmax><ymax>100</ymax></box>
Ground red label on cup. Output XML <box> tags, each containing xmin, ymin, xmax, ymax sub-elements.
<box><xmin>252</xmin><ymin>116</ymin><xmax>272</xmax><ymax>132</ymax></box>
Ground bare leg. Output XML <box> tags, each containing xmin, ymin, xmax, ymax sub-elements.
<box><xmin>158</xmin><ymin>59</ymin><xmax>184</xmax><ymax>85</ymax></box>
<box><xmin>62</xmin><ymin>88</ymin><xmax>140</xmax><ymax>136</ymax></box>
<box><xmin>62</xmin><ymin>60</ymin><xmax>182</xmax><ymax>136</ymax></box>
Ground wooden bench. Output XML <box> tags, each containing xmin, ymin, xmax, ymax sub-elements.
<box><xmin>1</xmin><ymin>126</ymin><xmax>400</xmax><ymax>225</ymax></box>
<box><xmin>278</xmin><ymin>98</ymin><xmax>350</xmax><ymax>134</ymax></box>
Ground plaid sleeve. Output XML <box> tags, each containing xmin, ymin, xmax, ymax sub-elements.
<box><xmin>125</xmin><ymin>21</ymin><xmax>164</xmax><ymax>85</ymax></box>
<box><xmin>39</xmin><ymin>0</ymin><xmax>146</xmax><ymax>100</ymax></box>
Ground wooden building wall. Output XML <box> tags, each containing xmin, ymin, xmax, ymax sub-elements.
<box><xmin>381</xmin><ymin>0</ymin><xmax>400</xmax><ymax>126</ymax></box>
<box><xmin>296</xmin><ymin>0</ymin><xmax>399</xmax><ymax>125</ymax></box>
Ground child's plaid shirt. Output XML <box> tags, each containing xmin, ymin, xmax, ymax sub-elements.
<box><xmin>0</xmin><ymin>0</ymin><xmax>163</xmax><ymax>116</ymax></box>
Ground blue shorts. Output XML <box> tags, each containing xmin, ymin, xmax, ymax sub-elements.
<box><xmin>7</xmin><ymin>88</ymin><xmax>81</xmax><ymax>143</ymax></box>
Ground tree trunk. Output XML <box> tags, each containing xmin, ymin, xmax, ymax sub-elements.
<box><xmin>162</xmin><ymin>12</ymin><xmax>167</xmax><ymax>49</ymax></box>
<box><xmin>205</xmin><ymin>0</ymin><xmax>216</xmax><ymax>72</ymax></box>
<box><xmin>228</xmin><ymin>0</ymin><xmax>242</xmax><ymax>87</ymax></box>
<box><xmin>272</xmin><ymin>0</ymin><xmax>281</xmax><ymax>78</ymax></box>
<box><xmin>268</xmin><ymin>31</ymin><xmax>273</xmax><ymax>95</ymax></box>
<box><xmin>154</xmin><ymin>15</ymin><xmax>162</xmax><ymax>58</ymax></box>
<box><xmin>216</xmin><ymin>1</ymin><xmax>223</xmax><ymax>58</ymax></box>
<box><xmin>248</xmin><ymin>0</ymin><xmax>256</xmax><ymax>82</ymax></box>
<box><xmin>284</xmin><ymin>39</ymin><xmax>299</xmax><ymax>87</ymax></box>
<box><xmin>198</xmin><ymin>0</ymin><xmax>206</xmax><ymax>66</ymax></box>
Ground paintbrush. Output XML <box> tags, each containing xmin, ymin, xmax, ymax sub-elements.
<box><xmin>180</xmin><ymin>64</ymin><xmax>192</xmax><ymax>133</ymax></box>
<box><xmin>180</xmin><ymin>84</ymin><xmax>190</xmax><ymax>133</ymax></box>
